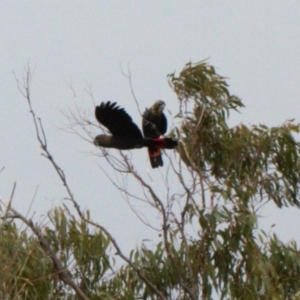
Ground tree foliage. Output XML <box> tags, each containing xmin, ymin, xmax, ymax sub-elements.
<box><xmin>1</xmin><ymin>61</ymin><xmax>300</xmax><ymax>299</ymax></box>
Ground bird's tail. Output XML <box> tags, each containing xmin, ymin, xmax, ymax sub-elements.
<box><xmin>148</xmin><ymin>147</ymin><xmax>163</xmax><ymax>168</ymax></box>
<box><xmin>145</xmin><ymin>138</ymin><xmax>178</xmax><ymax>168</ymax></box>
<box><xmin>152</xmin><ymin>138</ymin><xmax>178</xmax><ymax>149</ymax></box>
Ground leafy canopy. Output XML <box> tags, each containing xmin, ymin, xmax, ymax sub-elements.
<box><xmin>2</xmin><ymin>61</ymin><xmax>300</xmax><ymax>300</ymax></box>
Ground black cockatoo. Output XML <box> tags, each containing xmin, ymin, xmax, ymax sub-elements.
<box><xmin>94</xmin><ymin>101</ymin><xmax>177</xmax><ymax>154</ymax></box>
<box><xmin>142</xmin><ymin>100</ymin><xmax>168</xmax><ymax>168</ymax></box>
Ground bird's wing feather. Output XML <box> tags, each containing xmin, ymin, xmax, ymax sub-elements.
<box><xmin>95</xmin><ymin>101</ymin><xmax>143</xmax><ymax>138</ymax></box>
<box><xmin>142</xmin><ymin>108</ymin><xmax>157</xmax><ymax>138</ymax></box>
<box><xmin>159</xmin><ymin>113</ymin><xmax>167</xmax><ymax>135</ymax></box>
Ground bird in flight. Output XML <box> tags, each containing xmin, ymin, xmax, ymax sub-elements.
<box><xmin>94</xmin><ymin>102</ymin><xmax>177</xmax><ymax>165</ymax></box>
<box><xmin>142</xmin><ymin>100</ymin><xmax>168</xmax><ymax>168</ymax></box>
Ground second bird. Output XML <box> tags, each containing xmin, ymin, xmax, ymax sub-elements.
<box><xmin>142</xmin><ymin>100</ymin><xmax>167</xmax><ymax>168</ymax></box>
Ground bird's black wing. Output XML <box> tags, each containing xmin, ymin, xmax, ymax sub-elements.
<box><xmin>95</xmin><ymin>101</ymin><xmax>143</xmax><ymax>139</ymax></box>
<box><xmin>159</xmin><ymin>113</ymin><xmax>167</xmax><ymax>135</ymax></box>
<box><xmin>142</xmin><ymin>109</ymin><xmax>167</xmax><ymax>137</ymax></box>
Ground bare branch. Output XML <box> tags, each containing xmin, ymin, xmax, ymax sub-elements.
<box><xmin>15</xmin><ymin>65</ymin><xmax>169</xmax><ymax>300</ymax></box>
<box><xmin>120</xmin><ymin>62</ymin><xmax>143</xmax><ymax>116</ymax></box>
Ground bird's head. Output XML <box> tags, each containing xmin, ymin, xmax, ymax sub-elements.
<box><xmin>152</xmin><ymin>100</ymin><xmax>165</xmax><ymax>115</ymax></box>
<box><xmin>93</xmin><ymin>135</ymin><xmax>112</xmax><ymax>147</ymax></box>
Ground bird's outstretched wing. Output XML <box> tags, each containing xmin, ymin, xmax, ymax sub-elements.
<box><xmin>95</xmin><ymin>101</ymin><xmax>143</xmax><ymax>139</ymax></box>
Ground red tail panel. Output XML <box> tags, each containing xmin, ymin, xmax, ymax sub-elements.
<box><xmin>148</xmin><ymin>148</ymin><xmax>163</xmax><ymax>168</ymax></box>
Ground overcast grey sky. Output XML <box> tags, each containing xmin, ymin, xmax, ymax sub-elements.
<box><xmin>1</xmin><ymin>1</ymin><xmax>300</xmax><ymax>253</ymax></box>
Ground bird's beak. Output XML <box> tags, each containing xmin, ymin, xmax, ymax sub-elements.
<box><xmin>93</xmin><ymin>137</ymin><xmax>100</xmax><ymax>146</ymax></box>
<box><xmin>157</xmin><ymin>101</ymin><xmax>165</xmax><ymax>113</ymax></box>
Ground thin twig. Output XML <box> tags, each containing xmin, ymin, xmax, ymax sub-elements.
<box><xmin>120</xmin><ymin>63</ymin><xmax>143</xmax><ymax>116</ymax></box>
<box><xmin>15</xmin><ymin>65</ymin><xmax>168</xmax><ymax>300</ymax></box>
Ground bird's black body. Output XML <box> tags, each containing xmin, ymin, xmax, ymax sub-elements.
<box><xmin>94</xmin><ymin>101</ymin><xmax>178</xmax><ymax>157</ymax></box>
<box><xmin>94</xmin><ymin>134</ymin><xmax>177</xmax><ymax>150</ymax></box>
<box><xmin>142</xmin><ymin>105</ymin><xmax>167</xmax><ymax>138</ymax></box>
<box><xmin>142</xmin><ymin>100</ymin><xmax>168</xmax><ymax>168</ymax></box>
